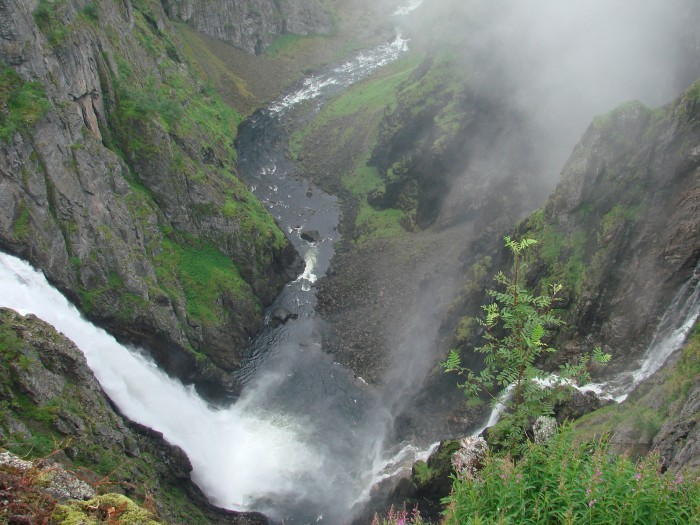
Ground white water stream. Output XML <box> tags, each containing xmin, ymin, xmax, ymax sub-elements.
<box><xmin>584</xmin><ymin>261</ymin><xmax>700</xmax><ymax>402</ymax></box>
<box><xmin>3</xmin><ymin>0</ymin><xmax>697</xmax><ymax>515</ymax></box>
<box><xmin>476</xmin><ymin>261</ymin><xmax>700</xmax><ymax>429</ymax></box>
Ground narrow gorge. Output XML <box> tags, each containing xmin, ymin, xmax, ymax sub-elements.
<box><xmin>0</xmin><ymin>0</ymin><xmax>699</xmax><ymax>524</ymax></box>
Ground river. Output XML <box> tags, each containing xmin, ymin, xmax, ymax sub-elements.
<box><xmin>0</xmin><ymin>4</ymin><xmax>425</xmax><ymax>524</ymax></box>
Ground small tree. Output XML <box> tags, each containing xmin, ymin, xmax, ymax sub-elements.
<box><xmin>443</xmin><ymin>236</ymin><xmax>609</xmax><ymax>448</ymax></box>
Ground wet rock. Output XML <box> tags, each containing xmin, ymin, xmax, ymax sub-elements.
<box><xmin>300</xmin><ymin>229</ymin><xmax>322</xmax><ymax>243</ymax></box>
<box><xmin>407</xmin><ymin>440</ymin><xmax>460</xmax><ymax>521</ymax></box>
<box><xmin>553</xmin><ymin>388</ymin><xmax>612</xmax><ymax>423</ymax></box>
<box><xmin>451</xmin><ymin>436</ymin><xmax>488</xmax><ymax>480</ymax></box>
<box><xmin>0</xmin><ymin>308</ymin><xmax>267</xmax><ymax>524</ymax></box>
<box><xmin>269</xmin><ymin>306</ymin><xmax>298</xmax><ymax>327</ymax></box>
<box><xmin>0</xmin><ymin>0</ymin><xmax>303</xmax><ymax>396</ymax></box>
<box><xmin>1</xmin><ymin>450</ymin><xmax>95</xmax><ymax>502</ymax></box>
<box><xmin>533</xmin><ymin>416</ymin><xmax>558</xmax><ymax>444</ymax></box>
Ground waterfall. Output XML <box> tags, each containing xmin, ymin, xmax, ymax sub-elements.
<box><xmin>0</xmin><ymin>252</ymin><xmax>346</xmax><ymax>521</ymax></box>
<box><xmin>393</xmin><ymin>0</ymin><xmax>424</xmax><ymax>16</ymax></box>
<box><xmin>0</xmin><ymin>11</ymin><xmax>420</xmax><ymax>523</ymax></box>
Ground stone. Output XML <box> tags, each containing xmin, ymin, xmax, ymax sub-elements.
<box><xmin>652</xmin><ymin>382</ymin><xmax>700</xmax><ymax>473</ymax></box>
<box><xmin>0</xmin><ymin>0</ymin><xmax>303</xmax><ymax>398</ymax></box>
<box><xmin>300</xmin><ymin>229</ymin><xmax>322</xmax><ymax>243</ymax></box>
<box><xmin>553</xmin><ymin>389</ymin><xmax>611</xmax><ymax>423</ymax></box>
<box><xmin>161</xmin><ymin>0</ymin><xmax>332</xmax><ymax>54</ymax></box>
<box><xmin>451</xmin><ymin>436</ymin><xmax>488</xmax><ymax>479</ymax></box>
<box><xmin>269</xmin><ymin>306</ymin><xmax>298</xmax><ymax>327</ymax></box>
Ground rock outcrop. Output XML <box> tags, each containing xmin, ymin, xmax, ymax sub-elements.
<box><xmin>652</xmin><ymin>382</ymin><xmax>700</xmax><ymax>473</ymax></box>
<box><xmin>161</xmin><ymin>0</ymin><xmax>333</xmax><ymax>54</ymax></box>
<box><xmin>0</xmin><ymin>0</ymin><xmax>302</xmax><ymax>398</ymax></box>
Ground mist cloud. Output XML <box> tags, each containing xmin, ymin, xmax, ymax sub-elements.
<box><xmin>416</xmin><ymin>0</ymin><xmax>699</xmax><ymax>182</ymax></box>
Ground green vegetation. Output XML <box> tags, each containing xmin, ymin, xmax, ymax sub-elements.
<box><xmin>443</xmin><ymin>426</ymin><xmax>700</xmax><ymax>524</ymax></box>
<box><xmin>0</xmin><ymin>68</ymin><xmax>51</xmax><ymax>141</ymax></box>
<box><xmin>77</xmin><ymin>270</ymin><xmax>149</xmax><ymax>321</ymax></box>
<box><xmin>598</xmin><ymin>204</ymin><xmax>641</xmax><ymax>241</ymax></box>
<box><xmin>444</xmin><ymin>237</ymin><xmax>609</xmax><ymax>449</ymax></box>
<box><xmin>33</xmin><ymin>0</ymin><xmax>68</xmax><ymax>46</ymax></box>
<box><xmin>156</xmin><ymin>236</ymin><xmax>258</xmax><ymax>325</ymax></box>
<box><xmin>452</xmin><ymin>256</ymin><xmax>493</xmax><ymax>342</ymax></box>
<box><xmin>79</xmin><ymin>1</ymin><xmax>99</xmax><ymax>22</ymax></box>
<box><xmin>289</xmin><ymin>55</ymin><xmax>419</xmax><ymax>160</ymax></box>
<box><xmin>523</xmin><ymin>208</ymin><xmax>588</xmax><ymax>295</ymax></box>
<box><xmin>289</xmin><ymin>55</ymin><xmax>426</xmax><ymax>243</ymax></box>
<box><xmin>372</xmin><ymin>506</ymin><xmax>425</xmax><ymax>525</ymax></box>
<box><xmin>221</xmin><ymin>189</ymin><xmax>286</xmax><ymax>250</ymax></box>
<box><xmin>265</xmin><ymin>34</ymin><xmax>309</xmax><ymax>58</ymax></box>
<box><xmin>115</xmin><ymin>76</ymin><xmax>184</xmax><ymax>131</ymax></box>
<box><xmin>54</xmin><ymin>493</ymin><xmax>161</xmax><ymax>525</ymax></box>
<box><xmin>0</xmin><ymin>310</ymin><xmax>214</xmax><ymax>524</ymax></box>
<box><xmin>523</xmin><ymin>196</ymin><xmax>643</xmax><ymax>308</ymax></box>
<box><xmin>12</xmin><ymin>201</ymin><xmax>31</xmax><ymax>240</ymax></box>
<box><xmin>93</xmin><ymin>1</ymin><xmax>285</xmax><ymax>342</ymax></box>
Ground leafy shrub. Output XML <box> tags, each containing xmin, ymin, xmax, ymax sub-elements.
<box><xmin>442</xmin><ymin>426</ymin><xmax>700</xmax><ymax>524</ymax></box>
<box><xmin>443</xmin><ymin>237</ymin><xmax>609</xmax><ymax>449</ymax></box>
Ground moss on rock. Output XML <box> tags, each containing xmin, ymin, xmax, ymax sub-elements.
<box><xmin>53</xmin><ymin>493</ymin><xmax>161</xmax><ymax>525</ymax></box>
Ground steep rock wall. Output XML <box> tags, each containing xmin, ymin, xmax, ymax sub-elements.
<box><xmin>0</xmin><ymin>0</ymin><xmax>301</xmax><ymax>399</ymax></box>
<box><xmin>525</xmin><ymin>88</ymin><xmax>700</xmax><ymax>367</ymax></box>
<box><xmin>161</xmin><ymin>0</ymin><xmax>333</xmax><ymax>54</ymax></box>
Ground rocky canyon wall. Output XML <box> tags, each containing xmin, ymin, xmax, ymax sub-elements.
<box><xmin>0</xmin><ymin>0</ymin><xmax>302</xmax><ymax>399</ymax></box>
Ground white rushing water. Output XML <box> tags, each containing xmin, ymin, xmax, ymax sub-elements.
<box><xmin>267</xmin><ymin>35</ymin><xmax>409</xmax><ymax>115</ymax></box>
<box><xmin>584</xmin><ymin>261</ymin><xmax>700</xmax><ymax>402</ymax></box>
<box><xmin>0</xmin><ymin>252</ymin><xmax>325</xmax><ymax>513</ymax></box>
<box><xmin>2</xmin><ymin>251</ymin><xmax>697</xmax><ymax>517</ymax></box>
<box><xmin>0</xmin><ymin>15</ymin><xmax>419</xmax><ymax>522</ymax></box>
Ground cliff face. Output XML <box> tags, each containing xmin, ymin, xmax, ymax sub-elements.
<box><xmin>447</xmin><ymin>82</ymin><xmax>699</xmax><ymax>371</ymax></box>
<box><xmin>161</xmin><ymin>0</ymin><xmax>333</xmax><ymax>54</ymax></box>
<box><xmin>441</xmin><ymin>82</ymin><xmax>700</xmax><ymax>470</ymax></box>
<box><xmin>0</xmin><ymin>0</ymin><xmax>302</xmax><ymax>399</ymax></box>
<box><xmin>524</xmin><ymin>88</ymin><xmax>699</xmax><ymax>367</ymax></box>
<box><xmin>366</xmin><ymin>51</ymin><xmax>541</xmax><ymax>234</ymax></box>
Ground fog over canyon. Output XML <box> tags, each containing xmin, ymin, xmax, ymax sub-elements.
<box><xmin>0</xmin><ymin>0</ymin><xmax>698</xmax><ymax>524</ymax></box>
